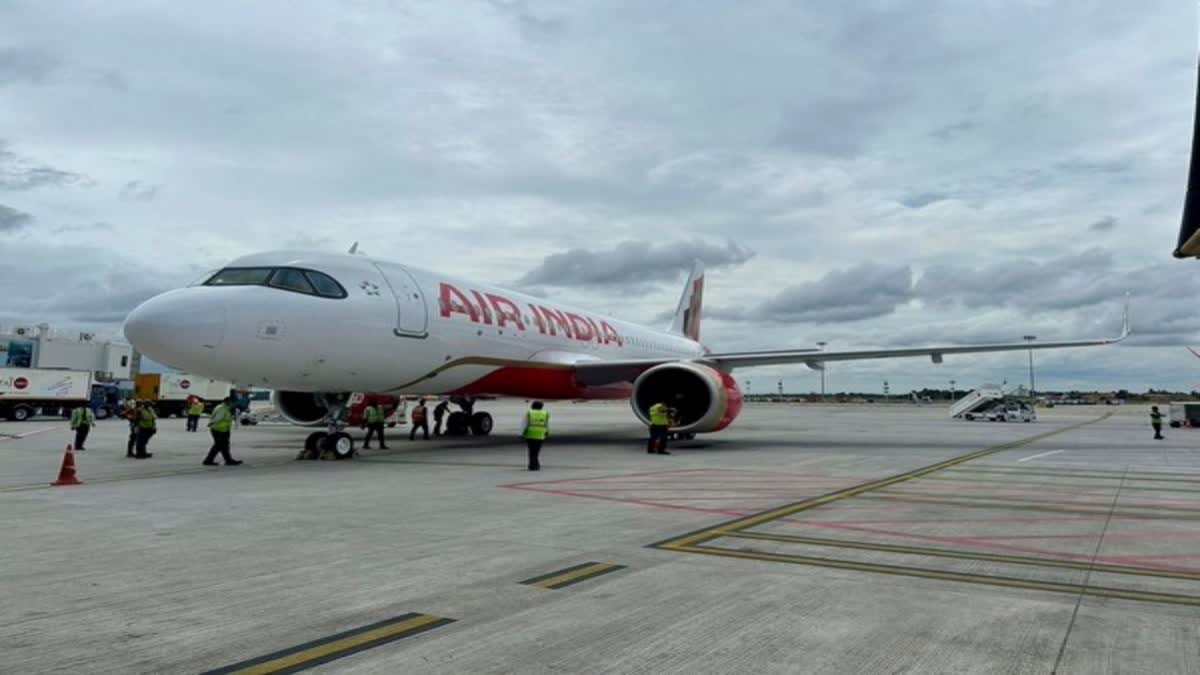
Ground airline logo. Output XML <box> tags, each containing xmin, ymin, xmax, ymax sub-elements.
<box><xmin>180</xmin><ymin>379</ymin><xmax>191</xmax><ymax>389</ymax></box>
<box><xmin>683</xmin><ymin>277</ymin><xmax>702</xmax><ymax>341</ymax></box>
<box><xmin>13</xmin><ymin>376</ymin><xmax>28</xmax><ymax>390</ymax></box>
<box><xmin>438</xmin><ymin>282</ymin><xmax>624</xmax><ymax>346</ymax></box>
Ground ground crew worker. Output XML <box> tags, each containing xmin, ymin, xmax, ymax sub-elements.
<box><xmin>522</xmin><ymin>401</ymin><xmax>549</xmax><ymax>471</ymax></box>
<box><xmin>69</xmin><ymin>404</ymin><xmax>95</xmax><ymax>451</ymax></box>
<box><xmin>203</xmin><ymin>396</ymin><xmax>242</xmax><ymax>466</ymax></box>
<box><xmin>410</xmin><ymin>399</ymin><xmax>430</xmax><ymax>440</ymax></box>
<box><xmin>1151</xmin><ymin>405</ymin><xmax>1165</xmax><ymax>440</ymax></box>
<box><xmin>186</xmin><ymin>398</ymin><xmax>204</xmax><ymax>432</ymax></box>
<box><xmin>122</xmin><ymin>399</ymin><xmax>139</xmax><ymax>458</ymax></box>
<box><xmin>647</xmin><ymin>400</ymin><xmax>671</xmax><ymax>455</ymax></box>
<box><xmin>134</xmin><ymin>401</ymin><xmax>157</xmax><ymax>459</ymax></box>
<box><xmin>363</xmin><ymin>401</ymin><xmax>388</xmax><ymax>449</ymax></box>
<box><xmin>433</xmin><ymin>399</ymin><xmax>450</xmax><ymax>436</ymax></box>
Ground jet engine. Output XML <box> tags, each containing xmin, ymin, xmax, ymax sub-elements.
<box><xmin>272</xmin><ymin>390</ymin><xmax>335</xmax><ymax>426</ymax></box>
<box><xmin>630</xmin><ymin>362</ymin><xmax>743</xmax><ymax>433</ymax></box>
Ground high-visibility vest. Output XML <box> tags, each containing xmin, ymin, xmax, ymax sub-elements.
<box><xmin>365</xmin><ymin>405</ymin><xmax>386</xmax><ymax>424</ymax></box>
<box><xmin>189</xmin><ymin>401</ymin><xmax>205</xmax><ymax>416</ymax></box>
<box><xmin>524</xmin><ymin>409</ymin><xmax>549</xmax><ymax>440</ymax></box>
<box><xmin>209</xmin><ymin>404</ymin><xmax>234</xmax><ymax>432</ymax></box>
<box><xmin>137</xmin><ymin>408</ymin><xmax>157</xmax><ymax>430</ymax></box>
<box><xmin>649</xmin><ymin>403</ymin><xmax>670</xmax><ymax>426</ymax></box>
<box><xmin>71</xmin><ymin>407</ymin><xmax>94</xmax><ymax>428</ymax></box>
<box><xmin>411</xmin><ymin>406</ymin><xmax>427</xmax><ymax>423</ymax></box>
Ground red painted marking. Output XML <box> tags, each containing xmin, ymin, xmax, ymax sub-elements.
<box><xmin>450</xmin><ymin>366</ymin><xmax>631</xmax><ymax>400</ymax></box>
<box><xmin>439</xmin><ymin>282</ymin><xmax>481</xmax><ymax>322</ymax></box>
<box><xmin>13</xmin><ymin>376</ymin><xmax>28</xmax><ymax>390</ymax></box>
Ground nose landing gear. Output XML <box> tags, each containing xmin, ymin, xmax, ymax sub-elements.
<box><xmin>298</xmin><ymin>393</ymin><xmax>356</xmax><ymax>460</ymax></box>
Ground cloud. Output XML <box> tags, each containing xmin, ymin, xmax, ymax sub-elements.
<box><xmin>515</xmin><ymin>239</ymin><xmax>754</xmax><ymax>289</ymax></box>
<box><xmin>1089</xmin><ymin>215</ymin><xmax>1118</xmax><ymax>232</ymax></box>
<box><xmin>0</xmin><ymin>47</ymin><xmax>59</xmax><ymax>85</ymax></box>
<box><xmin>0</xmin><ymin>203</ymin><xmax>33</xmax><ymax>232</ymax></box>
<box><xmin>900</xmin><ymin>191</ymin><xmax>950</xmax><ymax>209</ymax></box>
<box><xmin>119</xmin><ymin>180</ymin><xmax>160</xmax><ymax>202</ymax></box>
<box><xmin>0</xmin><ymin>141</ymin><xmax>92</xmax><ymax>190</ymax></box>
<box><xmin>713</xmin><ymin>262</ymin><xmax>914</xmax><ymax>324</ymax></box>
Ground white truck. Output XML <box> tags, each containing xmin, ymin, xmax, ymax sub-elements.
<box><xmin>135</xmin><ymin>372</ymin><xmax>235</xmax><ymax>417</ymax></box>
<box><xmin>0</xmin><ymin>367</ymin><xmax>93</xmax><ymax>421</ymax></box>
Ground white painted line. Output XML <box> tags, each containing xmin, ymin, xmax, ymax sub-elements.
<box><xmin>1017</xmin><ymin>449</ymin><xmax>1066</xmax><ymax>463</ymax></box>
<box><xmin>0</xmin><ymin>426</ymin><xmax>56</xmax><ymax>441</ymax></box>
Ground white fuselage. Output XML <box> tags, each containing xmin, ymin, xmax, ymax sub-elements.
<box><xmin>124</xmin><ymin>251</ymin><xmax>704</xmax><ymax>397</ymax></box>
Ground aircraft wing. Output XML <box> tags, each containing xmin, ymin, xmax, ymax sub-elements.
<box><xmin>573</xmin><ymin>304</ymin><xmax>1129</xmax><ymax>386</ymax></box>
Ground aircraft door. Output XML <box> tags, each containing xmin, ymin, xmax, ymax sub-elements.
<box><xmin>374</xmin><ymin>263</ymin><xmax>428</xmax><ymax>338</ymax></box>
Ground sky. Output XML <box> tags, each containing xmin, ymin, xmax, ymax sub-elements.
<box><xmin>1</xmin><ymin>0</ymin><xmax>1198</xmax><ymax>394</ymax></box>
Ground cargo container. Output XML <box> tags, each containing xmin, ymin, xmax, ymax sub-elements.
<box><xmin>134</xmin><ymin>373</ymin><xmax>235</xmax><ymax>417</ymax></box>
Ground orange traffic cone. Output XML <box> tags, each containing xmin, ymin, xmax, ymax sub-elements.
<box><xmin>51</xmin><ymin>445</ymin><xmax>83</xmax><ymax>486</ymax></box>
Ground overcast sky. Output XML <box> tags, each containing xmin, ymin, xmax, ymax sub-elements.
<box><xmin>1</xmin><ymin>1</ymin><xmax>1197</xmax><ymax>393</ymax></box>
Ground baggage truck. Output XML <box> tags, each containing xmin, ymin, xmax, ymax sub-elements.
<box><xmin>135</xmin><ymin>373</ymin><xmax>235</xmax><ymax>417</ymax></box>
<box><xmin>0</xmin><ymin>367</ymin><xmax>93</xmax><ymax>421</ymax></box>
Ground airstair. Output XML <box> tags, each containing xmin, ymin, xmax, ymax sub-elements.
<box><xmin>949</xmin><ymin>385</ymin><xmax>1005</xmax><ymax>418</ymax></box>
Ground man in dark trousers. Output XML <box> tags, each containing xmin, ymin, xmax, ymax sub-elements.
<box><xmin>410</xmin><ymin>399</ymin><xmax>430</xmax><ymax>440</ymax></box>
<box><xmin>186</xmin><ymin>397</ymin><xmax>204</xmax><ymax>432</ymax></box>
<box><xmin>646</xmin><ymin>399</ymin><xmax>671</xmax><ymax>455</ymax></box>
<box><xmin>134</xmin><ymin>401</ymin><xmax>157</xmax><ymax>459</ymax></box>
<box><xmin>69</xmin><ymin>404</ymin><xmax>95</xmax><ymax>451</ymax></box>
<box><xmin>362</xmin><ymin>401</ymin><xmax>388</xmax><ymax>449</ymax></box>
<box><xmin>122</xmin><ymin>399</ymin><xmax>138</xmax><ymax>458</ymax></box>
<box><xmin>1151</xmin><ymin>405</ymin><xmax>1165</xmax><ymax>440</ymax></box>
<box><xmin>432</xmin><ymin>399</ymin><xmax>450</xmax><ymax>436</ymax></box>
<box><xmin>522</xmin><ymin>401</ymin><xmax>549</xmax><ymax>471</ymax></box>
<box><xmin>203</xmin><ymin>397</ymin><xmax>242</xmax><ymax>465</ymax></box>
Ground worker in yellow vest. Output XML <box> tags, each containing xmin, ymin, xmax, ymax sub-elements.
<box><xmin>134</xmin><ymin>401</ymin><xmax>157</xmax><ymax>459</ymax></box>
<box><xmin>363</xmin><ymin>401</ymin><xmax>389</xmax><ymax>449</ymax></box>
<box><xmin>203</xmin><ymin>396</ymin><xmax>242</xmax><ymax>466</ymax></box>
<box><xmin>69</xmin><ymin>404</ymin><xmax>95</xmax><ymax>451</ymax></box>
<box><xmin>186</xmin><ymin>398</ymin><xmax>205</xmax><ymax>432</ymax></box>
<box><xmin>647</xmin><ymin>400</ymin><xmax>671</xmax><ymax>455</ymax></box>
<box><xmin>522</xmin><ymin>401</ymin><xmax>549</xmax><ymax>471</ymax></box>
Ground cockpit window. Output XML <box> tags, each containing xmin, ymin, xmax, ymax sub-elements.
<box><xmin>304</xmin><ymin>271</ymin><xmax>346</xmax><ymax>298</ymax></box>
<box><xmin>202</xmin><ymin>266</ymin><xmax>347</xmax><ymax>299</ymax></box>
<box><xmin>269</xmin><ymin>268</ymin><xmax>316</xmax><ymax>294</ymax></box>
<box><xmin>204</xmin><ymin>267</ymin><xmax>273</xmax><ymax>286</ymax></box>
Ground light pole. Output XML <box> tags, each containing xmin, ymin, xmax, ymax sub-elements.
<box><xmin>949</xmin><ymin>379</ymin><xmax>956</xmax><ymax>401</ymax></box>
<box><xmin>1023</xmin><ymin>335</ymin><xmax>1037</xmax><ymax>397</ymax></box>
<box><xmin>817</xmin><ymin>341</ymin><xmax>827</xmax><ymax>399</ymax></box>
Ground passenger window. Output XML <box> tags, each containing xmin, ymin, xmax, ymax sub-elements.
<box><xmin>304</xmin><ymin>271</ymin><xmax>347</xmax><ymax>298</ymax></box>
<box><xmin>205</xmin><ymin>268</ymin><xmax>273</xmax><ymax>286</ymax></box>
<box><xmin>269</xmin><ymin>268</ymin><xmax>316</xmax><ymax>294</ymax></box>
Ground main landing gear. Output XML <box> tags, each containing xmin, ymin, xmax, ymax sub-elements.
<box><xmin>443</xmin><ymin>396</ymin><xmax>493</xmax><ymax>437</ymax></box>
<box><xmin>298</xmin><ymin>394</ymin><xmax>356</xmax><ymax>460</ymax></box>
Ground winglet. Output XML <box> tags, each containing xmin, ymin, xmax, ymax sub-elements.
<box><xmin>1120</xmin><ymin>292</ymin><xmax>1132</xmax><ymax>340</ymax></box>
<box><xmin>348</xmin><ymin>241</ymin><xmax>359</xmax><ymax>255</ymax></box>
<box><xmin>1188</xmin><ymin>346</ymin><xmax>1200</xmax><ymax>359</ymax></box>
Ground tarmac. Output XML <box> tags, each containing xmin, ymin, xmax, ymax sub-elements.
<box><xmin>2</xmin><ymin>401</ymin><xmax>1198</xmax><ymax>674</ymax></box>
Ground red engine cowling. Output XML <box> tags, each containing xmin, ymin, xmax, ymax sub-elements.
<box><xmin>630</xmin><ymin>362</ymin><xmax>743</xmax><ymax>433</ymax></box>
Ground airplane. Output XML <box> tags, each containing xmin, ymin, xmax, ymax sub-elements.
<box><xmin>123</xmin><ymin>250</ymin><xmax>1130</xmax><ymax>459</ymax></box>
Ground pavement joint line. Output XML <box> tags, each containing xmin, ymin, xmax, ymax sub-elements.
<box><xmin>946</xmin><ymin>466</ymin><xmax>1200</xmax><ymax>482</ymax></box>
<box><xmin>855</xmin><ymin>493</ymin><xmax>1200</xmax><ymax>520</ymax></box>
<box><xmin>674</xmin><ymin>543</ymin><xmax>1200</xmax><ymax>607</ymax></box>
<box><xmin>1017</xmin><ymin>449</ymin><xmax>1065</xmax><ymax>463</ymax></box>
<box><xmin>520</xmin><ymin>562</ymin><xmax>626</xmax><ymax>589</ymax></box>
<box><xmin>721</xmin><ymin>531</ymin><xmax>1200</xmax><ymax>580</ymax></box>
<box><xmin>649</xmin><ymin>414</ymin><xmax>1111</xmax><ymax>551</ymax></box>
<box><xmin>868</xmin><ymin>489</ymin><xmax>1200</xmax><ymax>512</ymax></box>
<box><xmin>200</xmin><ymin>612</ymin><xmax>454</xmax><ymax>674</ymax></box>
<box><xmin>921</xmin><ymin>475</ymin><xmax>1200</xmax><ymax>494</ymax></box>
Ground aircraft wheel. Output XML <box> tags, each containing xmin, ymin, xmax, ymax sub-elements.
<box><xmin>322</xmin><ymin>432</ymin><xmax>355</xmax><ymax>459</ymax></box>
<box><xmin>470</xmin><ymin>411</ymin><xmax>493</xmax><ymax>436</ymax></box>
<box><xmin>446</xmin><ymin>411</ymin><xmax>469</xmax><ymax>436</ymax></box>
<box><xmin>301</xmin><ymin>431</ymin><xmax>327</xmax><ymax>460</ymax></box>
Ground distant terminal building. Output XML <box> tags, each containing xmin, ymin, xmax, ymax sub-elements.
<box><xmin>0</xmin><ymin>323</ymin><xmax>133</xmax><ymax>382</ymax></box>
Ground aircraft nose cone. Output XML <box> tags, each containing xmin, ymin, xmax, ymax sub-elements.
<box><xmin>124</xmin><ymin>290</ymin><xmax>227</xmax><ymax>369</ymax></box>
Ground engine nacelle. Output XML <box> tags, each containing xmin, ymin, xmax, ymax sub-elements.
<box><xmin>272</xmin><ymin>390</ymin><xmax>332</xmax><ymax>426</ymax></box>
<box><xmin>631</xmin><ymin>362</ymin><xmax>743</xmax><ymax>433</ymax></box>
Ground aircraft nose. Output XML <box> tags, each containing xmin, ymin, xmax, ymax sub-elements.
<box><xmin>124</xmin><ymin>290</ymin><xmax>227</xmax><ymax>368</ymax></box>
